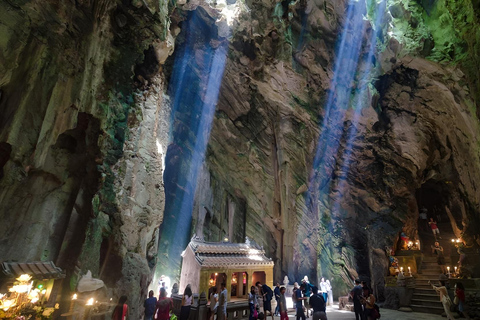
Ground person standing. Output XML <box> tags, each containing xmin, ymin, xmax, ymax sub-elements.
<box><xmin>248</xmin><ymin>286</ymin><xmax>258</xmax><ymax>320</ymax></box>
<box><xmin>419</xmin><ymin>208</ymin><xmax>428</xmax><ymax>231</ymax></box>
<box><xmin>432</xmin><ymin>242</ymin><xmax>447</xmax><ymax>274</ymax></box>
<box><xmin>217</xmin><ymin>282</ymin><xmax>228</xmax><ymax>320</ymax></box>
<box><xmin>309</xmin><ymin>286</ymin><xmax>327</xmax><ymax>320</ymax></box>
<box><xmin>430</xmin><ymin>280</ymin><xmax>455</xmax><ymax>320</ymax></box>
<box><xmin>429</xmin><ymin>218</ymin><xmax>441</xmax><ymax>240</ymax></box>
<box><xmin>274</xmin><ymin>283</ymin><xmax>281</xmax><ymax>316</ymax></box>
<box><xmin>279</xmin><ymin>287</ymin><xmax>288</xmax><ymax>320</ymax></box>
<box><xmin>350</xmin><ymin>280</ymin><xmax>365</xmax><ymax>320</ymax></box>
<box><xmin>454</xmin><ymin>282</ymin><xmax>469</xmax><ymax>319</ymax></box>
<box><xmin>144</xmin><ymin>290</ymin><xmax>157</xmax><ymax>320</ymax></box>
<box><xmin>301</xmin><ymin>278</ymin><xmax>313</xmax><ymax>317</ymax></box>
<box><xmin>294</xmin><ymin>282</ymin><xmax>306</xmax><ymax>320</ymax></box>
<box><xmin>180</xmin><ymin>285</ymin><xmax>193</xmax><ymax>320</ymax></box>
<box><xmin>210</xmin><ymin>287</ymin><xmax>218</xmax><ymax>320</ymax></box>
<box><xmin>112</xmin><ymin>296</ymin><xmax>128</xmax><ymax>320</ymax></box>
<box><xmin>363</xmin><ymin>293</ymin><xmax>376</xmax><ymax>320</ymax></box>
<box><xmin>325</xmin><ymin>280</ymin><xmax>333</xmax><ymax>306</ymax></box>
<box><xmin>256</xmin><ymin>281</ymin><xmax>273</xmax><ymax>317</ymax></box>
<box><xmin>155</xmin><ymin>288</ymin><xmax>173</xmax><ymax>320</ymax></box>
<box><xmin>319</xmin><ymin>278</ymin><xmax>328</xmax><ymax>304</ymax></box>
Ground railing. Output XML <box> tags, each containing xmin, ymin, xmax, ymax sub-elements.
<box><xmin>172</xmin><ymin>294</ymin><xmax>250</xmax><ymax>320</ymax></box>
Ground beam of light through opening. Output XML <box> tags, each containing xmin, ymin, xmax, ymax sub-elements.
<box><xmin>154</xmin><ymin>10</ymin><xmax>229</xmax><ymax>290</ymax></box>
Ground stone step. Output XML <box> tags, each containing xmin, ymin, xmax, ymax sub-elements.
<box><xmin>413</xmin><ymin>288</ymin><xmax>437</xmax><ymax>294</ymax></box>
<box><xmin>411</xmin><ymin>298</ymin><xmax>444</xmax><ymax>308</ymax></box>
<box><xmin>411</xmin><ymin>304</ymin><xmax>444</xmax><ymax>315</ymax></box>
<box><xmin>412</xmin><ymin>293</ymin><xmax>440</xmax><ymax>301</ymax></box>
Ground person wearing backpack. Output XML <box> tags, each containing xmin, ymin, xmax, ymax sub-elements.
<box><xmin>256</xmin><ymin>281</ymin><xmax>273</xmax><ymax>318</ymax></box>
<box><xmin>309</xmin><ymin>286</ymin><xmax>327</xmax><ymax>320</ymax></box>
<box><xmin>293</xmin><ymin>282</ymin><xmax>306</xmax><ymax>320</ymax></box>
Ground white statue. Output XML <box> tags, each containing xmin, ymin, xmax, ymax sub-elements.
<box><xmin>283</xmin><ymin>276</ymin><xmax>289</xmax><ymax>287</ymax></box>
<box><xmin>77</xmin><ymin>270</ymin><xmax>104</xmax><ymax>292</ymax></box>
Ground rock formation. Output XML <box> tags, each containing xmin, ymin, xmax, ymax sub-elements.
<box><xmin>0</xmin><ymin>0</ymin><xmax>479</xmax><ymax>317</ymax></box>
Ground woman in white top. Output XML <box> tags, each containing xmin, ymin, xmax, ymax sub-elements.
<box><xmin>326</xmin><ymin>280</ymin><xmax>333</xmax><ymax>306</ymax></box>
<box><xmin>210</xmin><ymin>287</ymin><xmax>218</xmax><ymax>320</ymax></box>
<box><xmin>248</xmin><ymin>286</ymin><xmax>258</xmax><ymax>320</ymax></box>
<box><xmin>180</xmin><ymin>285</ymin><xmax>193</xmax><ymax>320</ymax></box>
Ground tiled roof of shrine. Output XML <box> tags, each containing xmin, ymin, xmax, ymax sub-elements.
<box><xmin>184</xmin><ymin>237</ymin><xmax>274</xmax><ymax>268</ymax></box>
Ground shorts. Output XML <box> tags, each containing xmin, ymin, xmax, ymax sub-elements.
<box><xmin>303</xmin><ymin>297</ymin><xmax>310</xmax><ymax>308</ymax></box>
<box><xmin>432</xmin><ymin>228</ymin><xmax>440</xmax><ymax>234</ymax></box>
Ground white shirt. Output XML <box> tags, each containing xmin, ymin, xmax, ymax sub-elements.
<box><xmin>320</xmin><ymin>282</ymin><xmax>328</xmax><ymax>293</ymax></box>
<box><xmin>218</xmin><ymin>288</ymin><xmax>228</xmax><ymax>314</ymax></box>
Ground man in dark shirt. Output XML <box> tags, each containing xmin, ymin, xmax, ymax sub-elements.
<box><xmin>309</xmin><ymin>286</ymin><xmax>326</xmax><ymax>320</ymax></box>
<box><xmin>295</xmin><ymin>283</ymin><xmax>306</xmax><ymax>320</ymax></box>
<box><xmin>274</xmin><ymin>283</ymin><xmax>281</xmax><ymax>316</ymax></box>
<box><xmin>144</xmin><ymin>290</ymin><xmax>157</xmax><ymax>320</ymax></box>
<box><xmin>350</xmin><ymin>280</ymin><xmax>365</xmax><ymax>320</ymax></box>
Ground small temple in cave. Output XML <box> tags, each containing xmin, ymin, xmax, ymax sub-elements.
<box><xmin>180</xmin><ymin>237</ymin><xmax>274</xmax><ymax>300</ymax></box>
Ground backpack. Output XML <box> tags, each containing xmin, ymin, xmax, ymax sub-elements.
<box><xmin>264</xmin><ymin>285</ymin><xmax>274</xmax><ymax>301</ymax></box>
<box><xmin>374</xmin><ymin>303</ymin><xmax>381</xmax><ymax>319</ymax></box>
<box><xmin>292</xmin><ymin>288</ymin><xmax>298</xmax><ymax>303</ymax></box>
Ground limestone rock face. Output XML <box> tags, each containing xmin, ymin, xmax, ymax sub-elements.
<box><xmin>0</xmin><ymin>0</ymin><xmax>170</xmax><ymax>318</ymax></box>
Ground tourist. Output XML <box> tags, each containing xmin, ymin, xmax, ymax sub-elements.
<box><xmin>217</xmin><ymin>282</ymin><xmax>228</xmax><ymax>320</ymax></box>
<box><xmin>349</xmin><ymin>280</ymin><xmax>365</xmax><ymax>320</ymax></box>
<box><xmin>429</xmin><ymin>218</ymin><xmax>441</xmax><ymax>239</ymax></box>
<box><xmin>293</xmin><ymin>282</ymin><xmax>306</xmax><ymax>320</ymax></box>
<box><xmin>144</xmin><ymin>290</ymin><xmax>157</xmax><ymax>320</ymax></box>
<box><xmin>155</xmin><ymin>288</ymin><xmax>173</xmax><ymax>320</ymax></box>
<box><xmin>431</xmin><ymin>241</ymin><xmax>447</xmax><ymax>274</ymax></box>
<box><xmin>249</xmin><ymin>286</ymin><xmax>258</xmax><ymax>320</ymax></box>
<box><xmin>319</xmin><ymin>278</ymin><xmax>328</xmax><ymax>305</ymax></box>
<box><xmin>454</xmin><ymin>282</ymin><xmax>469</xmax><ymax>319</ymax></box>
<box><xmin>429</xmin><ymin>280</ymin><xmax>455</xmax><ymax>320</ymax></box>
<box><xmin>325</xmin><ymin>280</ymin><xmax>333</xmax><ymax>306</ymax></box>
<box><xmin>361</xmin><ymin>281</ymin><xmax>371</xmax><ymax>298</ymax></box>
<box><xmin>419</xmin><ymin>208</ymin><xmax>428</xmax><ymax>231</ymax></box>
<box><xmin>302</xmin><ymin>277</ymin><xmax>314</xmax><ymax>317</ymax></box>
<box><xmin>210</xmin><ymin>287</ymin><xmax>218</xmax><ymax>320</ymax></box>
<box><xmin>112</xmin><ymin>296</ymin><xmax>128</xmax><ymax>320</ymax></box>
<box><xmin>256</xmin><ymin>281</ymin><xmax>273</xmax><ymax>317</ymax></box>
<box><xmin>363</xmin><ymin>293</ymin><xmax>377</xmax><ymax>320</ymax></box>
<box><xmin>180</xmin><ymin>285</ymin><xmax>193</xmax><ymax>320</ymax></box>
<box><xmin>279</xmin><ymin>287</ymin><xmax>288</xmax><ymax>320</ymax></box>
<box><xmin>274</xmin><ymin>283</ymin><xmax>281</xmax><ymax>316</ymax></box>
<box><xmin>309</xmin><ymin>286</ymin><xmax>327</xmax><ymax>320</ymax></box>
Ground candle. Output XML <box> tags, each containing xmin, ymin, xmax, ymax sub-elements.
<box><xmin>451</xmin><ymin>239</ymin><xmax>455</xmax><ymax>243</ymax></box>
<box><xmin>408</xmin><ymin>267</ymin><xmax>411</xmax><ymax>275</ymax></box>
<box><xmin>400</xmin><ymin>267</ymin><xmax>404</xmax><ymax>273</ymax></box>
<box><xmin>455</xmin><ymin>267</ymin><xmax>457</xmax><ymax>272</ymax></box>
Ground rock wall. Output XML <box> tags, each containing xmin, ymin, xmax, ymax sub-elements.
<box><xmin>0</xmin><ymin>0</ymin><xmax>171</xmax><ymax>317</ymax></box>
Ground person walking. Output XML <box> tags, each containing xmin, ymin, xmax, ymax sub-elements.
<box><xmin>279</xmin><ymin>287</ymin><xmax>288</xmax><ymax>320</ymax></box>
<box><xmin>302</xmin><ymin>278</ymin><xmax>313</xmax><ymax>317</ymax></box>
<box><xmin>349</xmin><ymin>280</ymin><xmax>365</xmax><ymax>320</ymax></box>
<box><xmin>256</xmin><ymin>281</ymin><xmax>273</xmax><ymax>318</ymax></box>
<box><xmin>293</xmin><ymin>282</ymin><xmax>306</xmax><ymax>320</ymax></box>
<box><xmin>180</xmin><ymin>285</ymin><xmax>193</xmax><ymax>320</ymax></box>
<box><xmin>217</xmin><ymin>282</ymin><xmax>228</xmax><ymax>320</ymax></box>
<box><xmin>429</xmin><ymin>218</ymin><xmax>441</xmax><ymax>239</ymax></box>
<box><xmin>309</xmin><ymin>286</ymin><xmax>327</xmax><ymax>320</ymax></box>
<box><xmin>144</xmin><ymin>290</ymin><xmax>157</xmax><ymax>320</ymax></box>
<box><xmin>112</xmin><ymin>296</ymin><xmax>128</xmax><ymax>320</ymax></box>
<box><xmin>155</xmin><ymin>288</ymin><xmax>173</xmax><ymax>320</ymax></box>
<box><xmin>274</xmin><ymin>283</ymin><xmax>281</xmax><ymax>316</ymax></box>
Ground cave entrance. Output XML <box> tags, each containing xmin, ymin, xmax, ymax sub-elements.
<box><xmin>416</xmin><ymin>180</ymin><xmax>450</xmax><ymax>223</ymax></box>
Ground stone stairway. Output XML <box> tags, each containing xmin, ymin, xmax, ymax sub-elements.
<box><xmin>411</xmin><ymin>221</ymin><xmax>458</xmax><ymax>315</ymax></box>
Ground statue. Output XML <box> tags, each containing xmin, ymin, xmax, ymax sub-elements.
<box><xmin>77</xmin><ymin>270</ymin><xmax>104</xmax><ymax>292</ymax></box>
<box><xmin>283</xmin><ymin>276</ymin><xmax>289</xmax><ymax>287</ymax></box>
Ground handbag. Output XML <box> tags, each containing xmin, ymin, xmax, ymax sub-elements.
<box><xmin>170</xmin><ymin>313</ymin><xmax>178</xmax><ymax>320</ymax></box>
<box><xmin>253</xmin><ymin>309</ymin><xmax>258</xmax><ymax>319</ymax></box>
<box><xmin>453</xmin><ymin>296</ymin><xmax>459</xmax><ymax>305</ymax></box>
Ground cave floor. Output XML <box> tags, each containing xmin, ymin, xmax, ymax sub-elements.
<box><xmin>279</xmin><ymin>305</ymin><xmax>443</xmax><ymax>319</ymax></box>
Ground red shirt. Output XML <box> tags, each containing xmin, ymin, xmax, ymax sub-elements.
<box><xmin>456</xmin><ymin>288</ymin><xmax>465</xmax><ymax>302</ymax></box>
<box><xmin>429</xmin><ymin>221</ymin><xmax>438</xmax><ymax>229</ymax></box>
<box><xmin>156</xmin><ymin>297</ymin><xmax>172</xmax><ymax>320</ymax></box>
